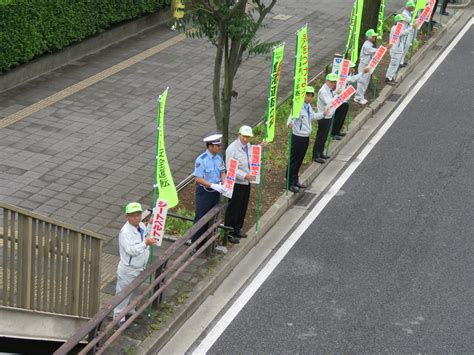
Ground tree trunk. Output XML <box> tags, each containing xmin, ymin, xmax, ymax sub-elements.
<box><xmin>359</xmin><ymin>0</ymin><xmax>382</xmax><ymax>47</ymax></box>
<box><xmin>213</xmin><ymin>30</ymin><xmax>225</xmax><ymax>135</ymax></box>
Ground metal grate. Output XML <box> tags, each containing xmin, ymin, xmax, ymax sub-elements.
<box><xmin>387</xmin><ymin>93</ymin><xmax>401</xmax><ymax>102</ymax></box>
<box><xmin>295</xmin><ymin>192</ymin><xmax>317</xmax><ymax>207</ymax></box>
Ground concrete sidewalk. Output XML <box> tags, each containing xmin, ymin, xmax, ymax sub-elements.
<box><xmin>0</xmin><ymin>0</ymin><xmax>405</xmax><ymax>244</ymax></box>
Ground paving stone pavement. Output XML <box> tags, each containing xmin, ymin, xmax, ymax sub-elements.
<box><xmin>0</xmin><ymin>0</ymin><xmax>405</xmax><ymax>242</ymax></box>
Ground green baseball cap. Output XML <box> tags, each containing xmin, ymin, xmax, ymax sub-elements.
<box><xmin>406</xmin><ymin>1</ymin><xmax>415</xmax><ymax>7</ymax></box>
<box><xmin>125</xmin><ymin>202</ymin><xmax>143</xmax><ymax>214</ymax></box>
<box><xmin>394</xmin><ymin>14</ymin><xmax>405</xmax><ymax>22</ymax></box>
<box><xmin>365</xmin><ymin>29</ymin><xmax>377</xmax><ymax>37</ymax></box>
<box><xmin>305</xmin><ymin>86</ymin><xmax>315</xmax><ymax>95</ymax></box>
<box><xmin>326</xmin><ymin>73</ymin><xmax>338</xmax><ymax>82</ymax></box>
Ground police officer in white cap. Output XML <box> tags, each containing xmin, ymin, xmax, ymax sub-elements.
<box><xmin>225</xmin><ymin>125</ymin><xmax>255</xmax><ymax>243</ymax></box>
<box><xmin>191</xmin><ymin>134</ymin><xmax>227</xmax><ymax>250</ymax></box>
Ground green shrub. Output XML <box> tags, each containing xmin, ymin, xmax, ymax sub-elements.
<box><xmin>0</xmin><ymin>0</ymin><xmax>170</xmax><ymax>72</ymax></box>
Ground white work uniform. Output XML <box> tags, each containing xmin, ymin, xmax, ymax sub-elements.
<box><xmin>355</xmin><ymin>40</ymin><xmax>378</xmax><ymax>101</ymax></box>
<box><xmin>113</xmin><ymin>221</ymin><xmax>150</xmax><ymax>320</ymax></box>
<box><xmin>286</xmin><ymin>104</ymin><xmax>323</xmax><ymax>137</ymax></box>
<box><xmin>401</xmin><ymin>8</ymin><xmax>415</xmax><ymax>64</ymax></box>
<box><xmin>386</xmin><ymin>23</ymin><xmax>411</xmax><ymax>80</ymax></box>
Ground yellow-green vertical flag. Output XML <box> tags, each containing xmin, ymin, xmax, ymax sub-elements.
<box><xmin>351</xmin><ymin>0</ymin><xmax>364</xmax><ymax>64</ymax></box>
<box><xmin>172</xmin><ymin>0</ymin><xmax>185</xmax><ymax>20</ymax></box>
<box><xmin>344</xmin><ymin>2</ymin><xmax>357</xmax><ymax>58</ymax></box>
<box><xmin>412</xmin><ymin>0</ymin><xmax>427</xmax><ymax>25</ymax></box>
<box><xmin>265</xmin><ymin>43</ymin><xmax>285</xmax><ymax>142</ymax></box>
<box><xmin>154</xmin><ymin>88</ymin><xmax>179</xmax><ymax>208</ymax></box>
<box><xmin>377</xmin><ymin>0</ymin><xmax>386</xmax><ymax>39</ymax></box>
<box><xmin>291</xmin><ymin>25</ymin><xmax>308</xmax><ymax>118</ymax></box>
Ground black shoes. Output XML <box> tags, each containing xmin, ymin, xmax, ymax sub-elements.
<box><xmin>441</xmin><ymin>11</ymin><xmax>449</xmax><ymax>16</ymax></box>
<box><xmin>332</xmin><ymin>135</ymin><xmax>342</xmax><ymax>140</ymax></box>
<box><xmin>386</xmin><ymin>78</ymin><xmax>397</xmax><ymax>86</ymax></box>
<box><xmin>313</xmin><ymin>157</ymin><xmax>325</xmax><ymax>164</ymax></box>
<box><xmin>338</xmin><ymin>132</ymin><xmax>347</xmax><ymax>137</ymax></box>
<box><xmin>228</xmin><ymin>236</ymin><xmax>240</xmax><ymax>244</ymax></box>
<box><xmin>399</xmin><ymin>62</ymin><xmax>408</xmax><ymax>68</ymax></box>
<box><xmin>295</xmin><ymin>182</ymin><xmax>307</xmax><ymax>189</ymax></box>
<box><xmin>320</xmin><ymin>154</ymin><xmax>330</xmax><ymax>159</ymax></box>
<box><xmin>289</xmin><ymin>185</ymin><xmax>300</xmax><ymax>193</ymax></box>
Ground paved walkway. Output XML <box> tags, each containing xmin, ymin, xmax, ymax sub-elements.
<box><xmin>0</xmin><ymin>0</ymin><xmax>404</xmax><ymax>241</ymax></box>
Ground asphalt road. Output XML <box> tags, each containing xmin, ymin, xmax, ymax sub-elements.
<box><xmin>208</xmin><ymin>26</ymin><xmax>474</xmax><ymax>353</ymax></box>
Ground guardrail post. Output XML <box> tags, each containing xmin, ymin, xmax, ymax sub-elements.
<box><xmin>152</xmin><ymin>260</ymin><xmax>168</xmax><ymax>309</ymax></box>
<box><xmin>18</xmin><ymin>215</ymin><xmax>33</xmax><ymax>309</ymax></box>
<box><xmin>70</xmin><ymin>231</ymin><xmax>82</xmax><ymax>316</ymax></box>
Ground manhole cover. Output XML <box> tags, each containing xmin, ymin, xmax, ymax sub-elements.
<box><xmin>273</xmin><ymin>14</ymin><xmax>292</xmax><ymax>21</ymax></box>
<box><xmin>387</xmin><ymin>93</ymin><xmax>401</xmax><ymax>102</ymax></box>
<box><xmin>295</xmin><ymin>192</ymin><xmax>317</xmax><ymax>207</ymax></box>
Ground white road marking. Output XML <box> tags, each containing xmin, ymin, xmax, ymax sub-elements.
<box><xmin>193</xmin><ymin>18</ymin><xmax>473</xmax><ymax>355</ymax></box>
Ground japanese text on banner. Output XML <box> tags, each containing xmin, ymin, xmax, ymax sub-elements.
<box><xmin>151</xmin><ymin>200</ymin><xmax>168</xmax><ymax>247</ymax></box>
<box><xmin>377</xmin><ymin>0</ymin><xmax>385</xmax><ymax>39</ymax></box>
<box><xmin>351</xmin><ymin>0</ymin><xmax>365</xmax><ymax>64</ymax></box>
<box><xmin>223</xmin><ymin>159</ymin><xmax>238</xmax><ymax>199</ymax></box>
<box><xmin>266</xmin><ymin>44</ymin><xmax>285</xmax><ymax>142</ymax></box>
<box><xmin>250</xmin><ymin>145</ymin><xmax>262</xmax><ymax>185</ymax></box>
<box><xmin>331</xmin><ymin>86</ymin><xmax>356</xmax><ymax>110</ymax></box>
<box><xmin>337</xmin><ymin>59</ymin><xmax>351</xmax><ymax>91</ymax></box>
<box><xmin>368</xmin><ymin>46</ymin><xmax>387</xmax><ymax>73</ymax></box>
<box><xmin>155</xmin><ymin>89</ymin><xmax>179</xmax><ymax>208</ymax></box>
<box><xmin>291</xmin><ymin>25</ymin><xmax>308</xmax><ymax>118</ymax></box>
<box><xmin>391</xmin><ymin>23</ymin><xmax>404</xmax><ymax>45</ymax></box>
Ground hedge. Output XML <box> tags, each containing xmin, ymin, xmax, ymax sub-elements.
<box><xmin>0</xmin><ymin>0</ymin><xmax>171</xmax><ymax>73</ymax></box>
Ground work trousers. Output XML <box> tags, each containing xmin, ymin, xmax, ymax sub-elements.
<box><xmin>288</xmin><ymin>134</ymin><xmax>309</xmax><ymax>187</ymax></box>
<box><xmin>402</xmin><ymin>29</ymin><xmax>415</xmax><ymax>64</ymax></box>
<box><xmin>387</xmin><ymin>51</ymin><xmax>403</xmax><ymax>80</ymax></box>
<box><xmin>431</xmin><ymin>0</ymin><xmax>449</xmax><ymax>20</ymax></box>
<box><xmin>192</xmin><ymin>185</ymin><xmax>220</xmax><ymax>244</ymax></box>
<box><xmin>332</xmin><ymin>103</ymin><xmax>349</xmax><ymax>136</ymax></box>
<box><xmin>225</xmin><ymin>183</ymin><xmax>251</xmax><ymax>233</ymax></box>
<box><xmin>313</xmin><ymin>118</ymin><xmax>331</xmax><ymax>159</ymax></box>
<box><xmin>113</xmin><ymin>263</ymin><xmax>143</xmax><ymax>320</ymax></box>
<box><xmin>355</xmin><ymin>71</ymin><xmax>371</xmax><ymax>101</ymax></box>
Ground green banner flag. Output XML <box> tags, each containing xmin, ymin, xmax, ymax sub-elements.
<box><xmin>265</xmin><ymin>44</ymin><xmax>285</xmax><ymax>142</ymax></box>
<box><xmin>377</xmin><ymin>0</ymin><xmax>386</xmax><ymax>39</ymax></box>
<box><xmin>154</xmin><ymin>88</ymin><xmax>179</xmax><ymax>208</ymax></box>
<box><xmin>344</xmin><ymin>2</ymin><xmax>357</xmax><ymax>59</ymax></box>
<box><xmin>351</xmin><ymin>0</ymin><xmax>364</xmax><ymax>64</ymax></box>
<box><xmin>291</xmin><ymin>25</ymin><xmax>308</xmax><ymax>118</ymax></box>
<box><xmin>412</xmin><ymin>0</ymin><xmax>427</xmax><ymax>25</ymax></box>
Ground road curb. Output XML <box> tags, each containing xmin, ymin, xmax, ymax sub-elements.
<box><xmin>136</xmin><ymin>11</ymin><xmax>465</xmax><ymax>354</ymax></box>
<box><xmin>0</xmin><ymin>10</ymin><xmax>172</xmax><ymax>94</ymax></box>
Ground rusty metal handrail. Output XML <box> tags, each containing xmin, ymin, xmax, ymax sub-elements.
<box><xmin>54</xmin><ymin>202</ymin><xmax>224</xmax><ymax>355</ymax></box>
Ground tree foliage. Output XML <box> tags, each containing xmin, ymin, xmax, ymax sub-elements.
<box><xmin>180</xmin><ymin>0</ymin><xmax>278</xmax><ymax>148</ymax></box>
<box><xmin>0</xmin><ymin>0</ymin><xmax>170</xmax><ymax>73</ymax></box>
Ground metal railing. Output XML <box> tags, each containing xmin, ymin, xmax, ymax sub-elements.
<box><xmin>54</xmin><ymin>202</ymin><xmax>224</xmax><ymax>355</ymax></box>
<box><xmin>0</xmin><ymin>202</ymin><xmax>104</xmax><ymax>318</ymax></box>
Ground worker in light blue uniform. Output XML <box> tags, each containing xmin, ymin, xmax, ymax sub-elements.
<box><xmin>354</xmin><ymin>29</ymin><xmax>379</xmax><ymax>105</ymax></box>
<box><xmin>386</xmin><ymin>14</ymin><xmax>412</xmax><ymax>85</ymax></box>
<box><xmin>114</xmin><ymin>202</ymin><xmax>156</xmax><ymax>325</ymax></box>
<box><xmin>400</xmin><ymin>1</ymin><xmax>416</xmax><ymax>67</ymax></box>
<box><xmin>331</xmin><ymin>63</ymin><xmax>371</xmax><ymax>140</ymax></box>
<box><xmin>192</xmin><ymin>134</ymin><xmax>227</xmax><ymax>249</ymax></box>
